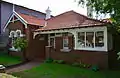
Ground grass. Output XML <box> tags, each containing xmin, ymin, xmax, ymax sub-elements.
<box><xmin>12</xmin><ymin>63</ymin><xmax>120</xmax><ymax>78</ymax></box>
<box><xmin>0</xmin><ymin>54</ymin><xmax>22</xmax><ymax>66</ymax></box>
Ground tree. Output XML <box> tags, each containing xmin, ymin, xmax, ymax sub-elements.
<box><xmin>78</xmin><ymin>0</ymin><xmax>120</xmax><ymax>25</ymax></box>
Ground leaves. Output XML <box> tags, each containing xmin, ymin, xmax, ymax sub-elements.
<box><xmin>13</xmin><ymin>38</ymin><xmax>28</xmax><ymax>51</ymax></box>
<box><xmin>78</xmin><ymin>0</ymin><xmax>120</xmax><ymax>25</ymax></box>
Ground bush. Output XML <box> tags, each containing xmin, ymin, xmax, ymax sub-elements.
<box><xmin>72</xmin><ymin>62</ymin><xmax>80</xmax><ymax>67</ymax></box>
<box><xmin>79</xmin><ymin>63</ymin><xmax>91</xmax><ymax>68</ymax></box>
<box><xmin>91</xmin><ymin>65</ymin><xmax>99</xmax><ymax>72</ymax></box>
<box><xmin>53</xmin><ymin>60</ymin><xmax>58</xmax><ymax>63</ymax></box>
<box><xmin>44</xmin><ymin>58</ymin><xmax>53</xmax><ymax>63</ymax></box>
<box><xmin>57</xmin><ymin>60</ymin><xmax>65</xmax><ymax>64</ymax></box>
<box><xmin>13</xmin><ymin>38</ymin><xmax>27</xmax><ymax>51</ymax></box>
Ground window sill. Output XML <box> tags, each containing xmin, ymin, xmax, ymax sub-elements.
<box><xmin>9</xmin><ymin>47</ymin><xmax>20</xmax><ymax>52</ymax></box>
<box><xmin>60</xmin><ymin>49</ymin><xmax>71</xmax><ymax>52</ymax></box>
<box><xmin>74</xmin><ymin>47</ymin><xmax>107</xmax><ymax>52</ymax></box>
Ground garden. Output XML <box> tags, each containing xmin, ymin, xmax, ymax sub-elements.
<box><xmin>12</xmin><ymin>63</ymin><xmax>120</xmax><ymax>78</ymax></box>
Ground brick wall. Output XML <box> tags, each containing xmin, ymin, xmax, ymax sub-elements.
<box><xmin>46</xmin><ymin>36</ymin><xmax>109</xmax><ymax>69</ymax></box>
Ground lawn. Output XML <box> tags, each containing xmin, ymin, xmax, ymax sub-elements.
<box><xmin>0</xmin><ymin>54</ymin><xmax>22</xmax><ymax>66</ymax></box>
<box><xmin>12</xmin><ymin>63</ymin><xmax>120</xmax><ymax>78</ymax></box>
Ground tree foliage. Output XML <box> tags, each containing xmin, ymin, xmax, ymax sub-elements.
<box><xmin>78</xmin><ymin>0</ymin><xmax>120</xmax><ymax>25</ymax></box>
<box><xmin>13</xmin><ymin>38</ymin><xmax>28</xmax><ymax>51</ymax></box>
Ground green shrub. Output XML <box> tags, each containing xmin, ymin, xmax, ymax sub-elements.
<box><xmin>53</xmin><ymin>60</ymin><xmax>58</xmax><ymax>63</ymax></box>
<box><xmin>72</xmin><ymin>62</ymin><xmax>80</xmax><ymax>67</ymax></box>
<box><xmin>91</xmin><ymin>65</ymin><xmax>99</xmax><ymax>72</ymax></box>
<box><xmin>13</xmin><ymin>38</ymin><xmax>27</xmax><ymax>51</ymax></box>
<box><xmin>57</xmin><ymin>60</ymin><xmax>65</xmax><ymax>64</ymax></box>
<box><xmin>44</xmin><ymin>58</ymin><xmax>53</xmax><ymax>63</ymax></box>
<box><xmin>79</xmin><ymin>63</ymin><xmax>91</xmax><ymax>68</ymax></box>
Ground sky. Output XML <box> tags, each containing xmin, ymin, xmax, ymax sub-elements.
<box><xmin>4</xmin><ymin>0</ymin><xmax>87</xmax><ymax>16</ymax></box>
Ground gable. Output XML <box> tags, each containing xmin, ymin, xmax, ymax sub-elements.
<box><xmin>3</xmin><ymin>12</ymin><xmax>27</xmax><ymax>32</ymax></box>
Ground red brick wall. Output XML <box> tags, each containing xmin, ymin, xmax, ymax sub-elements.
<box><xmin>48</xmin><ymin>36</ymin><xmax>108</xmax><ymax>69</ymax></box>
<box><xmin>7</xmin><ymin>21</ymin><xmax>47</xmax><ymax>61</ymax></box>
<box><xmin>7</xmin><ymin>21</ymin><xmax>25</xmax><ymax>34</ymax></box>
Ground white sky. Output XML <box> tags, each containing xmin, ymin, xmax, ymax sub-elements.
<box><xmin>4</xmin><ymin>0</ymin><xmax>87</xmax><ymax>16</ymax></box>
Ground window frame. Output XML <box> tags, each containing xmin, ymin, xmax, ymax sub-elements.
<box><xmin>48</xmin><ymin>34</ymin><xmax>55</xmax><ymax>48</ymax></box>
<box><xmin>75</xmin><ymin>27</ymin><xmax>107</xmax><ymax>51</ymax></box>
<box><xmin>63</xmin><ymin>36</ymin><xmax>69</xmax><ymax>49</ymax></box>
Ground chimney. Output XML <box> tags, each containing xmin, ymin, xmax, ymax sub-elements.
<box><xmin>45</xmin><ymin>7</ymin><xmax>51</xmax><ymax>20</ymax></box>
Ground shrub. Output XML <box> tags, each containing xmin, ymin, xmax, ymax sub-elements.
<box><xmin>91</xmin><ymin>65</ymin><xmax>99</xmax><ymax>72</ymax></box>
<box><xmin>13</xmin><ymin>38</ymin><xmax>27</xmax><ymax>51</ymax></box>
<box><xmin>57</xmin><ymin>60</ymin><xmax>65</xmax><ymax>64</ymax></box>
<box><xmin>44</xmin><ymin>58</ymin><xmax>53</xmax><ymax>63</ymax></box>
<box><xmin>79</xmin><ymin>63</ymin><xmax>91</xmax><ymax>68</ymax></box>
<box><xmin>53</xmin><ymin>60</ymin><xmax>58</xmax><ymax>63</ymax></box>
<box><xmin>72</xmin><ymin>62</ymin><xmax>80</xmax><ymax>67</ymax></box>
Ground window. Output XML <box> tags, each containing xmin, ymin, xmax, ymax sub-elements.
<box><xmin>49</xmin><ymin>37</ymin><xmax>55</xmax><ymax>48</ymax></box>
<box><xmin>16</xmin><ymin>30</ymin><xmax>21</xmax><ymax>38</ymax></box>
<box><xmin>9</xmin><ymin>30</ymin><xmax>23</xmax><ymax>51</ymax></box>
<box><xmin>78</xmin><ymin>32</ymin><xmax>85</xmax><ymax>48</ymax></box>
<box><xmin>95</xmin><ymin>31</ymin><xmax>104</xmax><ymax>47</ymax></box>
<box><xmin>49</xmin><ymin>33</ymin><xmax>55</xmax><ymax>48</ymax></box>
<box><xmin>77</xmin><ymin>31</ymin><xmax>104</xmax><ymax>49</ymax></box>
<box><xmin>86</xmin><ymin>32</ymin><xmax>94</xmax><ymax>48</ymax></box>
<box><xmin>63</xmin><ymin>36</ymin><xmax>69</xmax><ymax>49</ymax></box>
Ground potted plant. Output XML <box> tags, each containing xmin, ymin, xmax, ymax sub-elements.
<box><xmin>13</xmin><ymin>38</ymin><xmax>28</xmax><ymax>61</ymax></box>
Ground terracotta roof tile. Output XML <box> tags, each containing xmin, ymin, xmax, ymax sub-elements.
<box><xmin>36</xmin><ymin>10</ymin><xmax>106</xmax><ymax>31</ymax></box>
<box><xmin>18</xmin><ymin>13</ymin><xmax>45</xmax><ymax>26</ymax></box>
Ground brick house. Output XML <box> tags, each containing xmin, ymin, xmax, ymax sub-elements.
<box><xmin>34</xmin><ymin>11</ymin><xmax>115</xmax><ymax>69</ymax></box>
<box><xmin>4</xmin><ymin>2</ymin><xmax>116</xmax><ymax>69</ymax></box>
<box><xmin>0</xmin><ymin>1</ymin><xmax>46</xmax><ymax>51</ymax></box>
<box><xmin>3</xmin><ymin>2</ymin><xmax>47</xmax><ymax>60</ymax></box>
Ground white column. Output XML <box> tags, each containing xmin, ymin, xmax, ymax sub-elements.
<box><xmin>104</xmin><ymin>27</ymin><xmax>108</xmax><ymax>51</ymax></box>
<box><xmin>71</xmin><ymin>31</ymin><xmax>77</xmax><ymax>49</ymax></box>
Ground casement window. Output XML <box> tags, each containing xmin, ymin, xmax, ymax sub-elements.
<box><xmin>49</xmin><ymin>33</ymin><xmax>55</xmax><ymax>48</ymax></box>
<box><xmin>16</xmin><ymin>30</ymin><xmax>21</xmax><ymax>37</ymax></box>
<box><xmin>77</xmin><ymin>31</ymin><xmax>104</xmax><ymax>49</ymax></box>
<box><xmin>95</xmin><ymin>31</ymin><xmax>104</xmax><ymax>47</ymax></box>
<box><xmin>9</xmin><ymin>30</ymin><xmax>23</xmax><ymax>51</ymax></box>
<box><xmin>62</xmin><ymin>33</ymin><xmax>69</xmax><ymax>49</ymax></box>
<box><xmin>63</xmin><ymin>36</ymin><xmax>69</xmax><ymax>49</ymax></box>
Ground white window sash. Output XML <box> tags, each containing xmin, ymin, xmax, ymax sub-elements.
<box><xmin>63</xmin><ymin>37</ymin><xmax>69</xmax><ymax>49</ymax></box>
<box><xmin>76</xmin><ymin>29</ymin><xmax>107</xmax><ymax>51</ymax></box>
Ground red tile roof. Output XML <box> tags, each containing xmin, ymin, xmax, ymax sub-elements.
<box><xmin>36</xmin><ymin>10</ymin><xmax>107</xmax><ymax>31</ymax></box>
<box><xmin>18</xmin><ymin>13</ymin><xmax>45</xmax><ymax>26</ymax></box>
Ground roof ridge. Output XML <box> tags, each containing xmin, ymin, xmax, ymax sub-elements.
<box><xmin>2</xmin><ymin>0</ymin><xmax>46</xmax><ymax>15</ymax></box>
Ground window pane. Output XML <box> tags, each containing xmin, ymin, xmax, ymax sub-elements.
<box><xmin>63</xmin><ymin>36</ymin><xmax>69</xmax><ymax>48</ymax></box>
<box><xmin>16</xmin><ymin>31</ymin><xmax>20</xmax><ymax>37</ymax></box>
<box><xmin>50</xmin><ymin>38</ymin><xmax>55</xmax><ymax>48</ymax></box>
<box><xmin>78</xmin><ymin>32</ymin><xmax>85</xmax><ymax>48</ymax></box>
<box><xmin>86</xmin><ymin>32</ymin><xmax>94</xmax><ymax>48</ymax></box>
<box><xmin>95</xmin><ymin>31</ymin><xmax>104</xmax><ymax>47</ymax></box>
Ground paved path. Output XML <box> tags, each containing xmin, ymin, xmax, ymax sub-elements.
<box><xmin>6</xmin><ymin>61</ymin><xmax>41</xmax><ymax>74</ymax></box>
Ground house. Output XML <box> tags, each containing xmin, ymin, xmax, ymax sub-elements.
<box><xmin>1</xmin><ymin>0</ymin><xmax>46</xmax><ymax>34</ymax></box>
<box><xmin>2</xmin><ymin>1</ymin><xmax>48</xmax><ymax>60</ymax></box>
<box><xmin>34</xmin><ymin>11</ymin><xmax>115</xmax><ymax>69</ymax></box>
<box><xmin>3</xmin><ymin>1</ymin><xmax>117</xmax><ymax>69</ymax></box>
<box><xmin>0</xmin><ymin>1</ymin><xmax>46</xmax><ymax>51</ymax></box>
